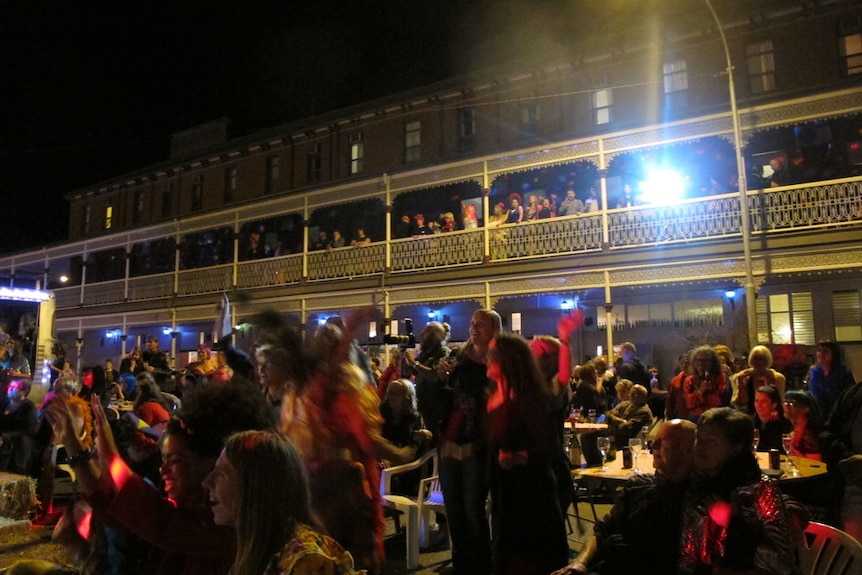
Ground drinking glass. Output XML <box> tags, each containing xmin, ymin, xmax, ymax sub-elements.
<box><xmin>628</xmin><ymin>438</ymin><xmax>643</xmax><ymax>473</ymax></box>
<box><xmin>588</xmin><ymin>409</ymin><xmax>597</xmax><ymax>424</ymax></box>
<box><xmin>782</xmin><ymin>433</ymin><xmax>800</xmax><ymax>477</ymax></box>
<box><xmin>596</xmin><ymin>437</ymin><xmax>611</xmax><ymax>472</ymax></box>
<box><xmin>752</xmin><ymin>428</ymin><xmax>760</xmax><ymax>451</ymax></box>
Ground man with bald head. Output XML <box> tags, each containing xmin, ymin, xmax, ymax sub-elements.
<box><xmin>553</xmin><ymin>419</ymin><xmax>697</xmax><ymax>575</ymax></box>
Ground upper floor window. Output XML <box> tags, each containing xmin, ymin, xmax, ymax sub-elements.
<box><xmin>592</xmin><ymin>89</ymin><xmax>612</xmax><ymax>125</ymax></box>
<box><xmin>756</xmin><ymin>292</ymin><xmax>814</xmax><ymax>345</ymax></box>
<box><xmin>663</xmin><ymin>59</ymin><xmax>688</xmax><ymax>109</ymax></box>
<box><xmin>161</xmin><ymin>185</ymin><xmax>173</xmax><ymax>218</ymax></box>
<box><xmin>458</xmin><ymin>107</ymin><xmax>476</xmax><ymax>152</ymax></box>
<box><xmin>224</xmin><ymin>166</ymin><xmax>237</xmax><ymax>203</ymax></box>
<box><xmin>349</xmin><ymin>133</ymin><xmax>364</xmax><ymax>175</ymax></box>
<box><xmin>840</xmin><ymin>30</ymin><xmax>862</xmax><ymax>75</ymax></box>
<box><xmin>520</xmin><ymin>101</ymin><xmax>540</xmax><ymax>136</ymax></box>
<box><xmin>191</xmin><ymin>175</ymin><xmax>204</xmax><ymax>211</ymax></box>
<box><xmin>746</xmin><ymin>40</ymin><xmax>775</xmax><ymax>94</ymax></box>
<box><xmin>405</xmin><ymin>121</ymin><xmax>421</xmax><ymax>163</ymax></box>
<box><xmin>81</xmin><ymin>205</ymin><xmax>90</xmax><ymax>235</ymax></box>
<box><xmin>132</xmin><ymin>190</ymin><xmax>144</xmax><ymax>224</ymax></box>
<box><xmin>104</xmin><ymin>204</ymin><xmax>113</xmax><ymax>229</ymax></box>
<box><xmin>265</xmin><ymin>156</ymin><xmax>280</xmax><ymax>194</ymax></box>
<box><xmin>307</xmin><ymin>145</ymin><xmax>321</xmax><ymax>184</ymax></box>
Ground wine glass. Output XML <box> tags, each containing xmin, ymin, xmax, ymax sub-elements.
<box><xmin>596</xmin><ymin>437</ymin><xmax>611</xmax><ymax>472</ymax></box>
<box><xmin>782</xmin><ymin>433</ymin><xmax>800</xmax><ymax>477</ymax></box>
<box><xmin>752</xmin><ymin>428</ymin><xmax>760</xmax><ymax>452</ymax></box>
<box><xmin>629</xmin><ymin>438</ymin><xmax>643</xmax><ymax>473</ymax></box>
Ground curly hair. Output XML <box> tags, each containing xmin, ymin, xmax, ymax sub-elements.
<box><xmin>165</xmin><ymin>376</ymin><xmax>275</xmax><ymax>459</ymax></box>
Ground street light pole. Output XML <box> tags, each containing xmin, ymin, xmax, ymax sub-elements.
<box><xmin>704</xmin><ymin>0</ymin><xmax>758</xmax><ymax>349</ymax></box>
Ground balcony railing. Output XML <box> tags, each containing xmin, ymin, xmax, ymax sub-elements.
<box><xmin>49</xmin><ymin>177</ymin><xmax>862</xmax><ymax>310</ymax></box>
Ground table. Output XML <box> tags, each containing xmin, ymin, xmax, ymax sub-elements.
<box><xmin>576</xmin><ymin>451</ymin><xmax>827</xmax><ymax>521</ymax></box>
<box><xmin>565</xmin><ymin>421</ymin><xmax>609</xmax><ymax>432</ymax></box>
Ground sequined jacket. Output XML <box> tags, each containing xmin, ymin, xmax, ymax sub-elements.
<box><xmin>679</xmin><ymin>478</ymin><xmax>800</xmax><ymax>575</ymax></box>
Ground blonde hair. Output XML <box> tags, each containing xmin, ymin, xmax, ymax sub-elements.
<box><xmin>748</xmin><ymin>345</ymin><xmax>773</xmax><ymax>368</ymax></box>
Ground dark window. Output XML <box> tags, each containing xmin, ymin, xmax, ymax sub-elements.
<box><xmin>191</xmin><ymin>175</ymin><xmax>204</xmax><ymax>211</ymax></box>
<box><xmin>307</xmin><ymin>148</ymin><xmax>321</xmax><ymax>184</ymax></box>
<box><xmin>746</xmin><ymin>40</ymin><xmax>775</xmax><ymax>94</ymax></box>
<box><xmin>224</xmin><ymin>166</ymin><xmax>237</xmax><ymax>203</ymax></box>
<box><xmin>161</xmin><ymin>185</ymin><xmax>173</xmax><ymax>218</ymax></box>
<box><xmin>458</xmin><ymin>107</ymin><xmax>476</xmax><ymax>152</ymax></box>
<box><xmin>265</xmin><ymin>156</ymin><xmax>280</xmax><ymax>194</ymax></box>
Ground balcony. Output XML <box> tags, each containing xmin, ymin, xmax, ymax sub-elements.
<box><xmin>48</xmin><ymin>176</ymin><xmax>862</xmax><ymax>312</ymax></box>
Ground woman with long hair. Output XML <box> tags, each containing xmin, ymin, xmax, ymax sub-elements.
<box><xmin>204</xmin><ymin>430</ymin><xmax>361</xmax><ymax>575</ymax></box>
<box><xmin>44</xmin><ymin>377</ymin><xmax>275</xmax><ymax>575</ymax></box>
<box><xmin>752</xmin><ymin>385</ymin><xmax>793</xmax><ymax>453</ymax></box>
<box><xmin>806</xmin><ymin>340</ymin><xmax>855</xmax><ymax>421</ymax></box>
<box><xmin>486</xmin><ymin>333</ymin><xmax>569</xmax><ymax>575</ymax></box>
<box><xmin>682</xmin><ymin>346</ymin><xmax>727</xmax><ymax>421</ymax></box>
<box><xmin>782</xmin><ymin>390</ymin><xmax>822</xmax><ymax>460</ymax></box>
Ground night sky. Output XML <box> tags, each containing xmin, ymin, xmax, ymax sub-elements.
<box><xmin>0</xmin><ymin>0</ymin><xmax>754</xmax><ymax>255</ymax></box>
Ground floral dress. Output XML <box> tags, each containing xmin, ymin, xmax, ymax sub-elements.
<box><xmin>265</xmin><ymin>523</ymin><xmax>366</xmax><ymax>574</ymax></box>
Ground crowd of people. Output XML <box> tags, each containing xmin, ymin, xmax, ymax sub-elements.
<box><xmin>1</xmin><ymin>311</ymin><xmax>861</xmax><ymax>575</ymax></box>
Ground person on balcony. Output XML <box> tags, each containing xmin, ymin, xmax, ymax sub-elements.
<box><xmin>768</xmin><ymin>156</ymin><xmax>794</xmax><ymax>187</ymax></box>
<box><xmin>557</xmin><ymin>187</ymin><xmax>584</xmax><ymax>217</ymax></box>
<box><xmin>506</xmin><ymin>195</ymin><xmax>524</xmax><ymax>224</ymax></box>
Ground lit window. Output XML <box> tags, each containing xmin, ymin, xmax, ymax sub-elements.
<box><xmin>350</xmin><ymin>136</ymin><xmax>364</xmax><ymax>175</ymax></box>
<box><xmin>756</xmin><ymin>292</ymin><xmax>814</xmax><ymax>345</ymax></box>
<box><xmin>592</xmin><ymin>89</ymin><xmax>612</xmax><ymax>125</ymax></box>
<box><xmin>405</xmin><ymin>121</ymin><xmax>421</xmax><ymax>163</ymax></box>
<box><xmin>663</xmin><ymin>59</ymin><xmax>688</xmax><ymax>108</ymax></box>
<box><xmin>841</xmin><ymin>32</ymin><xmax>862</xmax><ymax>75</ymax></box>
<box><xmin>746</xmin><ymin>40</ymin><xmax>775</xmax><ymax>94</ymax></box>
<box><xmin>104</xmin><ymin>205</ymin><xmax>113</xmax><ymax>229</ymax></box>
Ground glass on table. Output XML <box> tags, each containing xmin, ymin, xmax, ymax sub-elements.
<box><xmin>628</xmin><ymin>438</ymin><xmax>643</xmax><ymax>473</ymax></box>
<box><xmin>596</xmin><ymin>437</ymin><xmax>611</xmax><ymax>472</ymax></box>
<box><xmin>588</xmin><ymin>409</ymin><xmax>597</xmax><ymax>424</ymax></box>
<box><xmin>782</xmin><ymin>433</ymin><xmax>800</xmax><ymax>477</ymax></box>
<box><xmin>752</xmin><ymin>428</ymin><xmax>760</xmax><ymax>452</ymax></box>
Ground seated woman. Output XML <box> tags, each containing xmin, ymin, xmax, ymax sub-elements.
<box><xmin>203</xmin><ymin>430</ymin><xmax>363</xmax><ymax>575</ymax></box>
<box><xmin>0</xmin><ymin>378</ymin><xmax>39</xmax><ymax>475</ymax></box>
<box><xmin>133</xmin><ymin>374</ymin><xmax>171</xmax><ymax>432</ymax></box>
<box><xmin>753</xmin><ymin>385</ymin><xmax>793</xmax><ymax>453</ymax></box>
<box><xmin>783</xmin><ymin>390</ymin><xmax>822</xmax><ymax>460</ymax></box>
<box><xmin>379</xmin><ymin>378</ymin><xmax>431</xmax><ymax>494</ymax></box>
<box><xmin>44</xmin><ymin>378</ymin><xmax>276</xmax><ymax>575</ymax></box>
<box><xmin>682</xmin><ymin>407</ymin><xmax>804</xmax><ymax>575</ymax></box>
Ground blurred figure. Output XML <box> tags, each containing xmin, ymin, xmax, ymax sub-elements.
<box><xmin>665</xmin><ymin>352</ymin><xmax>692</xmax><ymax>420</ymax></box>
<box><xmin>438</xmin><ymin>309</ymin><xmax>501</xmax><ymax>575</ymax></box>
<box><xmin>413</xmin><ymin>321</ymin><xmax>450</xmax><ymax>444</ymax></box>
<box><xmin>486</xmin><ymin>334</ymin><xmax>568</xmax><ymax>575</ymax></box>
<box><xmin>0</xmin><ymin>378</ymin><xmax>38</xmax><ymax>474</ymax></box>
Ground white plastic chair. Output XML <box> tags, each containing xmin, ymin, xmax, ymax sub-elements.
<box><xmin>797</xmin><ymin>521</ymin><xmax>862</xmax><ymax>575</ymax></box>
<box><xmin>417</xmin><ymin>473</ymin><xmax>447</xmax><ymax>547</ymax></box>
<box><xmin>379</xmin><ymin>448</ymin><xmax>439</xmax><ymax>569</ymax></box>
